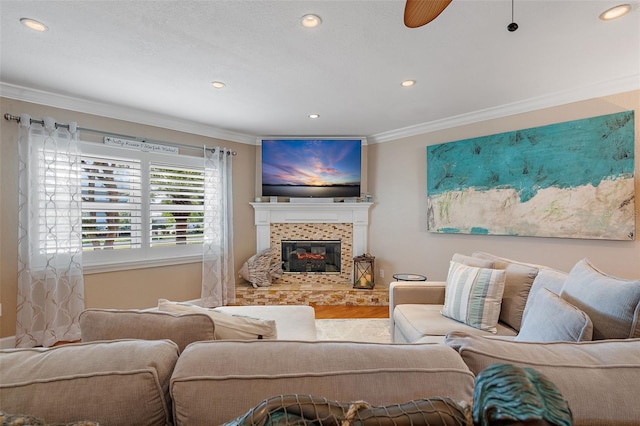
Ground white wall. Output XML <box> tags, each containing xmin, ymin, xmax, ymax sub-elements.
<box><xmin>367</xmin><ymin>90</ymin><xmax>640</xmax><ymax>283</ymax></box>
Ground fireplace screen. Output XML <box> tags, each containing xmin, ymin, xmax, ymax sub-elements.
<box><xmin>281</xmin><ymin>240</ymin><xmax>341</xmax><ymax>274</ymax></box>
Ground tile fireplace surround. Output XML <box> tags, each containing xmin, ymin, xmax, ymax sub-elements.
<box><xmin>237</xmin><ymin>202</ymin><xmax>388</xmax><ymax>306</ymax></box>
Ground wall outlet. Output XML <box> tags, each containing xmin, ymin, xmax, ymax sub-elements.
<box><xmin>379</xmin><ymin>269</ymin><xmax>384</xmax><ymax>278</ymax></box>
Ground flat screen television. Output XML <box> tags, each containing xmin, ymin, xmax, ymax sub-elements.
<box><xmin>261</xmin><ymin>138</ymin><xmax>363</xmax><ymax>199</ymax></box>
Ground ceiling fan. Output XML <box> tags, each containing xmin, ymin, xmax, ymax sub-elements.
<box><xmin>404</xmin><ymin>0</ymin><xmax>519</xmax><ymax>31</ymax></box>
<box><xmin>404</xmin><ymin>0</ymin><xmax>453</xmax><ymax>28</ymax></box>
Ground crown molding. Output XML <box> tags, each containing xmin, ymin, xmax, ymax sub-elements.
<box><xmin>0</xmin><ymin>82</ymin><xmax>257</xmax><ymax>145</ymax></box>
<box><xmin>369</xmin><ymin>74</ymin><xmax>640</xmax><ymax>144</ymax></box>
<box><xmin>3</xmin><ymin>75</ymin><xmax>638</xmax><ymax>146</ymax></box>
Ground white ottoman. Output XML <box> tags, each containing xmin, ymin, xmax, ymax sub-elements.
<box><xmin>214</xmin><ymin>305</ymin><xmax>317</xmax><ymax>340</ymax></box>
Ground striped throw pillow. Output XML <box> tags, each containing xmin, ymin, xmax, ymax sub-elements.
<box><xmin>442</xmin><ymin>261</ymin><xmax>507</xmax><ymax>333</ymax></box>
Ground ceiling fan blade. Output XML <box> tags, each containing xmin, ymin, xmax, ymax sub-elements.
<box><xmin>404</xmin><ymin>0</ymin><xmax>453</xmax><ymax>28</ymax></box>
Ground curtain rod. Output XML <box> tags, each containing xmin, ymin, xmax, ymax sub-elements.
<box><xmin>3</xmin><ymin>113</ymin><xmax>237</xmax><ymax>156</ymax></box>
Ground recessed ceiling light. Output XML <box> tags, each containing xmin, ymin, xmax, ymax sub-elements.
<box><xmin>211</xmin><ymin>81</ymin><xmax>226</xmax><ymax>89</ymax></box>
<box><xmin>308</xmin><ymin>114</ymin><xmax>320</xmax><ymax>119</ymax></box>
<box><xmin>599</xmin><ymin>4</ymin><xmax>631</xmax><ymax>21</ymax></box>
<box><xmin>20</xmin><ymin>18</ymin><xmax>48</xmax><ymax>32</ymax></box>
<box><xmin>401</xmin><ymin>80</ymin><xmax>416</xmax><ymax>87</ymax></box>
<box><xmin>301</xmin><ymin>14</ymin><xmax>322</xmax><ymax>28</ymax></box>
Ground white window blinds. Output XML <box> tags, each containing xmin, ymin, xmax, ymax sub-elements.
<box><xmin>149</xmin><ymin>163</ymin><xmax>204</xmax><ymax>247</ymax></box>
<box><xmin>74</xmin><ymin>142</ymin><xmax>205</xmax><ymax>268</ymax></box>
<box><xmin>81</xmin><ymin>154</ymin><xmax>142</xmax><ymax>251</ymax></box>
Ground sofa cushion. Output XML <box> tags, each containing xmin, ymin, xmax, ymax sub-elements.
<box><xmin>158</xmin><ymin>299</ymin><xmax>277</xmax><ymax>340</ymax></box>
<box><xmin>0</xmin><ymin>339</ymin><xmax>178</xmax><ymax>426</ymax></box>
<box><xmin>394</xmin><ymin>304</ymin><xmax>517</xmax><ymax>343</ymax></box>
<box><xmin>521</xmin><ymin>268</ymin><xmax>568</xmax><ymax>323</ymax></box>
<box><xmin>213</xmin><ymin>305</ymin><xmax>317</xmax><ymax>340</ymax></box>
<box><xmin>560</xmin><ymin>259</ymin><xmax>640</xmax><ymax>340</ymax></box>
<box><xmin>451</xmin><ymin>253</ymin><xmax>495</xmax><ymax>268</ymax></box>
<box><xmin>516</xmin><ymin>288</ymin><xmax>593</xmax><ymax>342</ymax></box>
<box><xmin>472</xmin><ymin>252</ymin><xmax>539</xmax><ymax>331</ymax></box>
<box><xmin>442</xmin><ymin>261</ymin><xmax>506</xmax><ymax>333</ymax></box>
<box><xmin>80</xmin><ymin>308</ymin><xmax>215</xmax><ymax>352</ymax></box>
<box><xmin>445</xmin><ymin>332</ymin><xmax>640</xmax><ymax>425</ymax></box>
<box><xmin>170</xmin><ymin>340</ymin><xmax>475</xmax><ymax>426</ymax></box>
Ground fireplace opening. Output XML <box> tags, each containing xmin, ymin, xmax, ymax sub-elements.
<box><xmin>281</xmin><ymin>240</ymin><xmax>341</xmax><ymax>274</ymax></box>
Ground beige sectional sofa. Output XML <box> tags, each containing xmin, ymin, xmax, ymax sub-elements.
<box><xmin>1</xmin><ymin>338</ymin><xmax>475</xmax><ymax>426</ymax></box>
<box><xmin>390</xmin><ymin>252</ymin><xmax>640</xmax><ymax>344</ymax></box>
<box><xmin>3</xmin><ymin>335</ymin><xmax>639</xmax><ymax>425</ymax></box>
<box><xmin>2</xmin><ymin>252</ymin><xmax>639</xmax><ymax>425</ymax></box>
<box><xmin>390</xmin><ymin>251</ymin><xmax>640</xmax><ymax>425</ymax></box>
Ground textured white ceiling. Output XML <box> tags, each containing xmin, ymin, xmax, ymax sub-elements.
<box><xmin>1</xmin><ymin>0</ymin><xmax>639</xmax><ymax>143</ymax></box>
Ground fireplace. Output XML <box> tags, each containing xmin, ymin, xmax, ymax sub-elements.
<box><xmin>282</xmin><ymin>240</ymin><xmax>341</xmax><ymax>274</ymax></box>
<box><xmin>241</xmin><ymin>202</ymin><xmax>386</xmax><ymax>306</ymax></box>
<box><xmin>250</xmin><ymin>202</ymin><xmax>372</xmax><ymax>286</ymax></box>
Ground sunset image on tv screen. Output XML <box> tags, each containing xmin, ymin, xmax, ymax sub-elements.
<box><xmin>262</xmin><ymin>139</ymin><xmax>361</xmax><ymax>198</ymax></box>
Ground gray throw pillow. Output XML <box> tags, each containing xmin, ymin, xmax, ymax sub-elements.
<box><xmin>521</xmin><ymin>268</ymin><xmax>568</xmax><ymax>323</ymax></box>
<box><xmin>560</xmin><ymin>259</ymin><xmax>640</xmax><ymax>340</ymax></box>
<box><xmin>516</xmin><ymin>288</ymin><xmax>592</xmax><ymax>342</ymax></box>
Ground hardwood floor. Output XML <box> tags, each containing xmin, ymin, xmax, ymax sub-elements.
<box><xmin>313</xmin><ymin>305</ymin><xmax>389</xmax><ymax>319</ymax></box>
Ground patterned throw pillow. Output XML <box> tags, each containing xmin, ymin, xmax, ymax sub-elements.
<box><xmin>239</xmin><ymin>248</ymin><xmax>278</xmax><ymax>288</ymax></box>
<box><xmin>442</xmin><ymin>261</ymin><xmax>507</xmax><ymax>333</ymax></box>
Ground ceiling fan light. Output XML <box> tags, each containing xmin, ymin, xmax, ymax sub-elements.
<box><xmin>211</xmin><ymin>81</ymin><xmax>226</xmax><ymax>89</ymax></box>
<box><xmin>599</xmin><ymin>4</ymin><xmax>631</xmax><ymax>21</ymax></box>
<box><xmin>20</xmin><ymin>18</ymin><xmax>48</xmax><ymax>32</ymax></box>
<box><xmin>301</xmin><ymin>14</ymin><xmax>322</xmax><ymax>28</ymax></box>
<box><xmin>308</xmin><ymin>114</ymin><xmax>320</xmax><ymax>119</ymax></box>
<box><xmin>401</xmin><ymin>80</ymin><xmax>416</xmax><ymax>87</ymax></box>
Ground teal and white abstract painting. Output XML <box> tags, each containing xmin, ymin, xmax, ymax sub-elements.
<box><xmin>427</xmin><ymin>111</ymin><xmax>635</xmax><ymax>240</ymax></box>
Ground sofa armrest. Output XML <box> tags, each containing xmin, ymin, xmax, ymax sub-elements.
<box><xmin>389</xmin><ymin>281</ymin><xmax>446</xmax><ymax>310</ymax></box>
<box><xmin>389</xmin><ymin>281</ymin><xmax>447</xmax><ymax>340</ymax></box>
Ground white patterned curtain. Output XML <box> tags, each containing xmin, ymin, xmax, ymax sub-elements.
<box><xmin>201</xmin><ymin>147</ymin><xmax>235</xmax><ymax>307</ymax></box>
<box><xmin>16</xmin><ymin>115</ymin><xmax>85</xmax><ymax>348</ymax></box>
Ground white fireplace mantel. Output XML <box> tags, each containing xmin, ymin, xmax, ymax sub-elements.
<box><xmin>250</xmin><ymin>202</ymin><xmax>373</xmax><ymax>255</ymax></box>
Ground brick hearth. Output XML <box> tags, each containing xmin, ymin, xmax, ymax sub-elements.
<box><xmin>235</xmin><ymin>281</ymin><xmax>388</xmax><ymax>306</ymax></box>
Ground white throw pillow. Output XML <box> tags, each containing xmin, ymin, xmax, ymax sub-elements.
<box><xmin>516</xmin><ymin>288</ymin><xmax>593</xmax><ymax>342</ymax></box>
<box><xmin>442</xmin><ymin>261</ymin><xmax>506</xmax><ymax>333</ymax></box>
<box><xmin>157</xmin><ymin>299</ymin><xmax>277</xmax><ymax>340</ymax></box>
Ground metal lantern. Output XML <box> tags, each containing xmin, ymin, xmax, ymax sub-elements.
<box><xmin>353</xmin><ymin>253</ymin><xmax>375</xmax><ymax>289</ymax></box>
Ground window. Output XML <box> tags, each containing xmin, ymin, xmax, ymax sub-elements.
<box><xmin>81</xmin><ymin>152</ymin><xmax>142</xmax><ymax>251</ymax></box>
<box><xmin>57</xmin><ymin>142</ymin><xmax>205</xmax><ymax>270</ymax></box>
